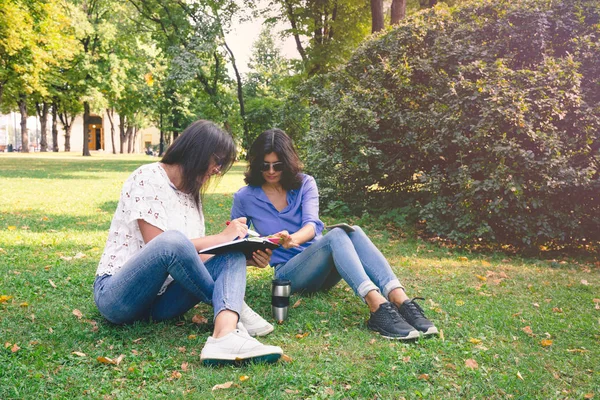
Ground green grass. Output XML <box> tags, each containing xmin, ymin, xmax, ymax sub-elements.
<box><xmin>1</xmin><ymin>153</ymin><xmax>599</xmax><ymax>399</ymax></box>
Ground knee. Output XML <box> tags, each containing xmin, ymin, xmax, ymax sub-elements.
<box><xmin>324</xmin><ymin>227</ymin><xmax>351</xmax><ymax>245</ymax></box>
<box><xmin>157</xmin><ymin>230</ymin><xmax>196</xmax><ymax>257</ymax></box>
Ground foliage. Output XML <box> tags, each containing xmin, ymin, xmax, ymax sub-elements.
<box><xmin>307</xmin><ymin>0</ymin><xmax>600</xmax><ymax>249</ymax></box>
<box><xmin>1</xmin><ymin>154</ymin><xmax>599</xmax><ymax>398</ymax></box>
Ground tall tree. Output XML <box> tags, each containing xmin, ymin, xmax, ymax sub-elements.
<box><xmin>371</xmin><ymin>0</ymin><xmax>384</xmax><ymax>33</ymax></box>
<box><xmin>391</xmin><ymin>0</ymin><xmax>407</xmax><ymax>24</ymax></box>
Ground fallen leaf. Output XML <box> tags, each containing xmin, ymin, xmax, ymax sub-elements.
<box><xmin>475</xmin><ymin>275</ymin><xmax>487</xmax><ymax>281</ymax></box>
<box><xmin>115</xmin><ymin>354</ymin><xmax>125</xmax><ymax>365</ymax></box>
<box><xmin>532</xmin><ymin>303</ymin><xmax>540</xmax><ymax>308</ymax></box>
<box><xmin>455</xmin><ymin>300</ymin><xmax>465</xmax><ymax>306</ymax></box>
<box><xmin>439</xmin><ymin>329</ymin><xmax>445</xmax><ymax>341</ymax></box>
<box><xmin>0</xmin><ymin>295</ymin><xmax>13</xmax><ymax>303</ymax></box>
<box><xmin>60</xmin><ymin>256</ymin><xmax>73</xmax><ymax>261</ymax></box>
<box><xmin>281</xmin><ymin>354</ymin><xmax>293</xmax><ymax>362</ymax></box>
<box><xmin>584</xmin><ymin>394</ymin><xmax>594</xmax><ymax>399</ymax></box>
<box><xmin>552</xmin><ymin>307</ymin><xmax>563</xmax><ymax>313</ymax></box>
<box><xmin>131</xmin><ymin>350</ymin><xmax>139</xmax><ymax>355</ymax></box>
<box><xmin>522</xmin><ymin>326</ymin><xmax>534</xmax><ymax>336</ymax></box>
<box><xmin>7</xmin><ymin>226</ymin><xmax>16</xmax><ymax>230</ymax></box>
<box><xmin>4</xmin><ymin>342</ymin><xmax>11</xmax><ymax>349</ymax></box>
<box><xmin>170</xmin><ymin>371</ymin><xmax>182</xmax><ymax>380</ymax></box>
<box><xmin>239</xmin><ymin>375</ymin><xmax>250</xmax><ymax>382</ymax></box>
<box><xmin>72</xmin><ymin>309</ymin><xmax>83</xmax><ymax>319</ymax></box>
<box><xmin>469</xmin><ymin>338</ymin><xmax>482</xmax><ymax>344</ymax></box>
<box><xmin>402</xmin><ymin>356</ymin><xmax>411</xmax><ymax>363</ymax></box>
<box><xmin>19</xmin><ymin>302</ymin><xmax>28</xmax><ymax>307</ymax></box>
<box><xmin>465</xmin><ymin>359</ymin><xmax>479</xmax><ymax>369</ymax></box>
<box><xmin>567</xmin><ymin>348</ymin><xmax>589</xmax><ymax>353</ymax></box>
<box><xmin>11</xmin><ymin>343</ymin><xmax>20</xmax><ymax>353</ymax></box>
<box><xmin>517</xmin><ymin>371</ymin><xmax>524</xmax><ymax>380</ymax></box>
<box><xmin>417</xmin><ymin>374</ymin><xmax>429</xmax><ymax>381</ymax></box>
<box><xmin>457</xmin><ymin>256</ymin><xmax>468</xmax><ymax>262</ymax></box>
<box><xmin>369</xmin><ymin>339</ymin><xmax>376</xmax><ymax>345</ymax></box>
<box><xmin>73</xmin><ymin>252</ymin><xmax>86</xmax><ymax>259</ymax></box>
<box><xmin>295</xmin><ymin>332</ymin><xmax>309</xmax><ymax>339</ymax></box>
<box><xmin>285</xmin><ymin>389</ymin><xmax>299</xmax><ymax>394</ymax></box>
<box><xmin>212</xmin><ymin>381</ymin><xmax>233</xmax><ymax>391</ymax></box>
<box><xmin>188</xmin><ymin>335</ymin><xmax>197</xmax><ymax>340</ymax></box>
<box><xmin>192</xmin><ymin>314</ymin><xmax>208</xmax><ymax>324</ymax></box>
<box><xmin>97</xmin><ymin>356</ymin><xmax>114</xmax><ymax>364</ymax></box>
<box><xmin>292</xmin><ymin>298</ymin><xmax>302</xmax><ymax>308</ymax></box>
<box><xmin>181</xmin><ymin>362</ymin><xmax>189</xmax><ymax>372</ymax></box>
<box><xmin>72</xmin><ymin>351</ymin><xmax>87</xmax><ymax>357</ymax></box>
<box><xmin>540</xmin><ymin>339</ymin><xmax>553</xmax><ymax>347</ymax></box>
<box><xmin>132</xmin><ymin>338</ymin><xmax>144</xmax><ymax>343</ymax></box>
<box><xmin>581</xmin><ymin>279</ymin><xmax>589</xmax><ymax>286</ymax></box>
<box><xmin>49</xmin><ymin>280</ymin><xmax>57</xmax><ymax>288</ymax></box>
<box><xmin>177</xmin><ymin>347</ymin><xmax>186</xmax><ymax>353</ymax></box>
<box><xmin>325</xmin><ymin>387</ymin><xmax>335</xmax><ymax>395</ymax></box>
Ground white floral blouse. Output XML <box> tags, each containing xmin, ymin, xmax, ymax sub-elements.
<box><xmin>96</xmin><ymin>162</ymin><xmax>204</xmax><ymax>293</ymax></box>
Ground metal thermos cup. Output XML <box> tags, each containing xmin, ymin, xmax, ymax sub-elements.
<box><xmin>271</xmin><ymin>279</ymin><xmax>291</xmax><ymax>322</ymax></box>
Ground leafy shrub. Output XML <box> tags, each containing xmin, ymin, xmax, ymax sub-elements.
<box><xmin>306</xmin><ymin>0</ymin><xmax>600</xmax><ymax>248</ymax></box>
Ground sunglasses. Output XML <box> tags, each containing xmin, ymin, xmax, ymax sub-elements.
<box><xmin>261</xmin><ymin>161</ymin><xmax>284</xmax><ymax>172</ymax></box>
<box><xmin>213</xmin><ymin>153</ymin><xmax>225</xmax><ymax>168</ymax></box>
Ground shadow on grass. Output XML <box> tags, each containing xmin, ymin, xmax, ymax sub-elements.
<box><xmin>0</xmin><ymin>158</ymin><xmax>153</xmax><ymax>180</ymax></box>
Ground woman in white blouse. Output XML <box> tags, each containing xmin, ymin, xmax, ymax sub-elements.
<box><xmin>94</xmin><ymin>120</ymin><xmax>282</xmax><ymax>366</ymax></box>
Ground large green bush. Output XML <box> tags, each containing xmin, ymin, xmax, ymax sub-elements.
<box><xmin>306</xmin><ymin>0</ymin><xmax>600</xmax><ymax>248</ymax></box>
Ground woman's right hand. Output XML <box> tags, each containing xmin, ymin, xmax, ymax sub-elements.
<box><xmin>274</xmin><ymin>230</ymin><xmax>299</xmax><ymax>249</ymax></box>
<box><xmin>222</xmin><ymin>217</ymin><xmax>248</xmax><ymax>241</ymax></box>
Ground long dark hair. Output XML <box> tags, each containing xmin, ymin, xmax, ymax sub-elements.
<box><xmin>245</xmin><ymin>128</ymin><xmax>303</xmax><ymax>190</ymax></box>
<box><xmin>161</xmin><ymin>120</ymin><xmax>235</xmax><ymax>207</ymax></box>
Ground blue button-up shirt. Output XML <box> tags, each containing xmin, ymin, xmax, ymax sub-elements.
<box><xmin>231</xmin><ymin>174</ymin><xmax>325</xmax><ymax>266</ymax></box>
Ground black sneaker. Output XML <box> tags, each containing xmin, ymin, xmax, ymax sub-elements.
<box><xmin>367</xmin><ymin>302</ymin><xmax>420</xmax><ymax>340</ymax></box>
<box><xmin>397</xmin><ymin>298</ymin><xmax>438</xmax><ymax>336</ymax></box>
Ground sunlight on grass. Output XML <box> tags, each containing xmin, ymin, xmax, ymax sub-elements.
<box><xmin>1</xmin><ymin>154</ymin><xmax>599</xmax><ymax>399</ymax></box>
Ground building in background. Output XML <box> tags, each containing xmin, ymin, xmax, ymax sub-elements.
<box><xmin>0</xmin><ymin>111</ymin><xmax>159</xmax><ymax>154</ymax></box>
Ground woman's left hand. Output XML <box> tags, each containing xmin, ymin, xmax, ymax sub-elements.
<box><xmin>248</xmin><ymin>248</ymin><xmax>272</xmax><ymax>268</ymax></box>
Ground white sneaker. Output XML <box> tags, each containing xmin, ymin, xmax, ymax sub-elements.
<box><xmin>200</xmin><ymin>329</ymin><xmax>282</xmax><ymax>366</ymax></box>
<box><xmin>240</xmin><ymin>302</ymin><xmax>274</xmax><ymax>337</ymax></box>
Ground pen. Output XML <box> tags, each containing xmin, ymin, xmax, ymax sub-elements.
<box><xmin>226</xmin><ymin>220</ymin><xmax>260</xmax><ymax>237</ymax></box>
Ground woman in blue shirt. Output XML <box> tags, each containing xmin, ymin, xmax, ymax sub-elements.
<box><xmin>231</xmin><ymin>129</ymin><xmax>438</xmax><ymax>340</ymax></box>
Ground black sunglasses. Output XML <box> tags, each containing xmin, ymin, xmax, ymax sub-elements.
<box><xmin>261</xmin><ymin>161</ymin><xmax>284</xmax><ymax>172</ymax></box>
<box><xmin>213</xmin><ymin>153</ymin><xmax>225</xmax><ymax>167</ymax></box>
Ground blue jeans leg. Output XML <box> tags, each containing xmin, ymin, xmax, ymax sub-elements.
<box><xmin>94</xmin><ymin>230</ymin><xmax>246</xmax><ymax>324</ymax></box>
<box><xmin>275</xmin><ymin>226</ymin><xmax>403</xmax><ymax>299</ymax></box>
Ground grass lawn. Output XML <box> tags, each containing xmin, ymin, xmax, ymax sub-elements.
<box><xmin>1</xmin><ymin>152</ymin><xmax>599</xmax><ymax>399</ymax></box>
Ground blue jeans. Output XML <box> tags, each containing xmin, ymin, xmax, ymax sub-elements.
<box><xmin>274</xmin><ymin>226</ymin><xmax>404</xmax><ymax>299</ymax></box>
<box><xmin>94</xmin><ymin>230</ymin><xmax>246</xmax><ymax>324</ymax></box>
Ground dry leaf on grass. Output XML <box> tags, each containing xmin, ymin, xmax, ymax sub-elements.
<box><xmin>581</xmin><ymin>279</ymin><xmax>589</xmax><ymax>286</ymax></box>
<box><xmin>540</xmin><ymin>339</ymin><xmax>553</xmax><ymax>347</ymax></box>
<box><xmin>212</xmin><ymin>381</ymin><xmax>233</xmax><ymax>391</ymax></box>
<box><xmin>0</xmin><ymin>295</ymin><xmax>13</xmax><ymax>303</ymax></box>
<box><xmin>192</xmin><ymin>314</ymin><xmax>208</xmax><ymax>324</ymax></box>
<box><xmin>295</xmin><ymin>332</ymin><xmax>309</xmax><ymax>339</ymax></box>
<box><xmin>469</xmin><ymin>338</ymin><xmax>482</xmax><ymax>344</ymax></box>
<box><xmin>285</xmin><ymin>389</ymin><xmax>299</xmax><ymax>394</ymax></box>
<box><xmin>72</xmin><ymin>309</ymin><xmax>83</xmax><ymax>319</ymax></box>
<box><xmin>19</xmin><ymin>302</ymin><xmax>28</xmax><ymax>307</ymax></box>
<box><xmin>517</xmin><ymin>371</ymin><xmax>524</xmax><ymax>380</ymax></box>
<box><xmin>169</xmin><ymin>371</ymin><xmax>182</xmax><ymax>380</ymax></box>
<box><xmin>417</xmin><ymin>374</ymin><xmax>429</xmax><ymax>381</ymax></box>
<box><xmin>239</xmin><ymin>375</ymin><xmax>249</xmax><ymax>382</ymax></box>
<box><xmin>72</xmin><ymin>351</ymin><xmax>87</xmax><ymax>357</ymax></box>
<box><xmin>181</xmin><ymin>362</ymin><xmax>189</xmax><ymax>372</ymax></box>
<box><xmin>281</xmin><ymin>354</ymin><xmax>293</xmax><ymax>362</ymax></box>
<box><xmin>292</xmin><ymin>299</ymin><xmax>302</xmax><ymax>308</ymax></box>
<box><xmin>11</xmin><ymin>343</ymin><xmax>20</xmax><ymax>353</ymax></box>
<box><xmin>97</xmin><ymin>354</ymin><xmax>125</xmax><ymax>365</ymax></box>
<box><xmin>522</xmin><ymin>326</ymin><xmax>534</xmax><ymax>336</ymax></box>
<box><xmin>465</xmin><ymin>359</ymin><xmax>479</xmax><ymax>369</ymax></box>
<box><xmin>49</xmin><ymin>280</ymin><xmax>57</xmax><ymax>288</ymax></box>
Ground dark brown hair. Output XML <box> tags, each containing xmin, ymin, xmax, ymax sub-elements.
<box><xmin>245</xmin><ymin>128</ymin><xmax>303</xmax><ymax>190</ymax></box>
<box><xmin>161</xmin><ymin>120</ymin><xmax>235</xmax><ymax>207</ymax></box>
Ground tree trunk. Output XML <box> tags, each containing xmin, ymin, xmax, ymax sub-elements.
<box><xmin>82</xmin><ymin>102</ymin><xmax>91</xmax><ymax>156</ymax></box>
<box><xmin>106</xmin><ymin>108</ymin><xmax>116</xmax><ymax>154</ymax></box>
<box><xmin>126</xmin><ymin>125</ymin><xmax>133</xmax><ymax>154</ymax></box>
<box><xmin>222</xmin><ymin>37</ymin><xmax>250</xmax><ymax>151</ymax></box>
<box><xmin>18</xmin><ymin>95</ymin><xmax>29</xmax><ymax>152</ymax></box>
<box><xmin>391</xmin><ymin>0</ymin><xmax>406</xmax><ymax>24</ymax></box>
<box><xmin>159</xmin><ymin>112</ymin><xmax>165</xmax><ymax>156</ymax></box>
<box><xmin>64</xmin><ymin>124</ymin><xmax>71</xmax><ymax>152</ymax></box>
<box><xmin>119</xmin><ymin>114</ymin><xmax>126</xmax><ymax>154</ymax></box>
<box><xmin>132</xmin><ymin>126</ymin><xmax>138</xmax><ymax>153</ymax></box>
<box><xmin>51</xmin><ymin>104</ymin><xmax>59</xmax><ymax>152</ymax></box>
<box><xmin>284</xmin><ymin>0</ymin><xmax>307</xmax><ymax>62</ymax></box>
<box><xmin>36</xmin><ymin>102</ymin><xmax>49</xmax><ymax>152</ymax></box>
<box><xmin>371</xmin><ymin>0</ymin><xmax>385</xmax><ymax>33</ymax></box>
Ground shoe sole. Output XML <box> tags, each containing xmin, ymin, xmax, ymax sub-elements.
<box><xmin>201</xmin><ymin>353</ymin><xmax>281</xmax><ymax>367</ymax></box>
<box><xmin>248</xmin><ymin>325</ymin><xmax>275</xmax><ymax>337</ymax></box>
<box><xmin>367</xmin><ymin>322</ymin><xmax>421</xmax><ymax>340</ymax></box>
<box><xmin>421</xmin><ymin>326</ymin><xmax>439</xmax><ymax>336</ymax></box>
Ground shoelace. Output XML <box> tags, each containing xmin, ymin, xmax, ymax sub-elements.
<box><xmin>405</xmin><ymin>297</ymin><xmax>426</xmax><ymax>318</ymax></box>
<box><xmin>382</xmin><ymin>302</ymin><xmax>404</xmax><ymax>322</ymax></box>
